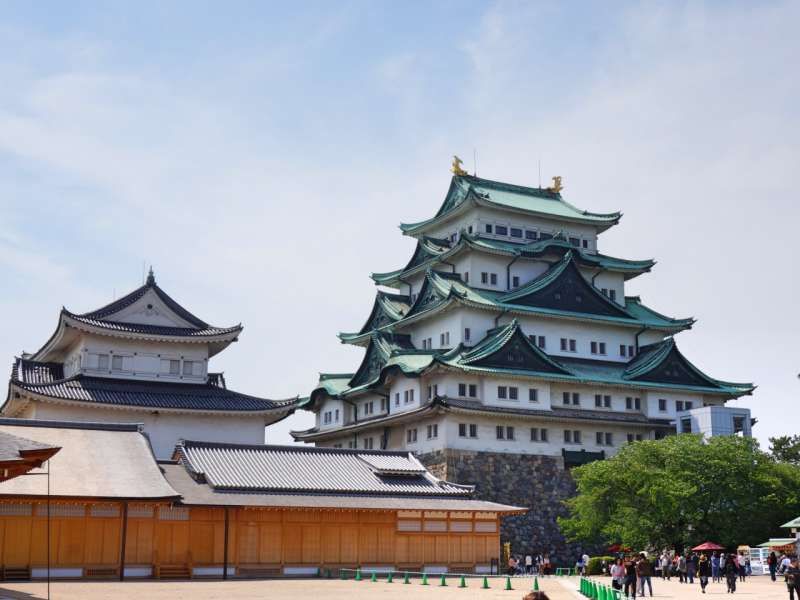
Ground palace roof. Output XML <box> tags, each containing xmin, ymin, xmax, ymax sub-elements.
<box><xmin>315</xmin><ymin>321</ymin><xmax>753</xmax><ymax>408</ymax></box>
<box><xmin>0</xmin><ymin>430</ymin><xmax>60</xmax><ymax>482</ymax></box>
<box><xmin>342</xmin><ymin>257</ymin><xmax>694</xmax><ymax>345</ymax></box>
<box><xmin>400</xmin><ymin>175</ymin><xmax>621</xmax><ymax>237</ymax></box>
<box><xmin>175</xmin><ymin>440</ymin><xmax>472</xmax><ymax>496</ymax></box>
<box><xmin>5</xmin><ymin>357</ymin><xmax>298</xmax><ymax>416</ymax></box>
<box><xmin>372</xmin><ymin>233</ymin><xmax>654</xmax><ymax>286</ymax></box>
<box><xmin>0</xmin><ymin>419</ymin><xmax>179</xmax><ymax>500</ymax></box>
<box><xmin>32</xmin><ymin>269</ymin><xmax>242</xmax><ymax>361</ymax></box>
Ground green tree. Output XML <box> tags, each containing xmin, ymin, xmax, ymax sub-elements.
<box><xmin>769</xmin><ymin>434</ymin><xmax>800</xmax><ymax>465</ymax></box>
<box><xmin>558</xmin><ymin>435</ymin><xmax>800</xmax><ymax>551</ymax></box>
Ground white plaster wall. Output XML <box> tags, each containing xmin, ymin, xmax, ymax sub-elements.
<box><xmin>643</xmin><ymin>390</ymin><xmax>703</xmax><ymax>419</ymax></box>
<box><xmin>64</xmin><ymin>333</ymin><xmax>209</xmax><ymax>383</ymax></box>
<box><xmin>402</xmin><ymin>414</ymin><xmax>448</xmax><ymax>454</ymax></box>
<box><xmin>28</xmin><ymin>401</ymin><xmax>268</xmax><ymax>459</ymax></box>
<box><xmin>408</xmin><ymin>310</ymin><xmax>462</xmax><ymax>350</ymax></box>
<box><xmin>387</xmin><ymin>378</ymin><xmax>423</xmax><ymax>415</ymax></box>
<box><xmin>592</xmin><ymin>272</ymin><xmax>626</xmax><ymax>306</ymax></box>
<box><xmin>550</xmin><ymin>383</ymin><xmax>644</xmax><ymax>413</ymax></box>
<box><xmin>317</xmin><ymin>397</ymin><xmax>346</xmax><ymax>430</ymax></box>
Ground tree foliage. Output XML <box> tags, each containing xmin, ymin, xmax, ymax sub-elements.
<box><xmin>558</xmin><ymin>435</ymin><xmax>800</xmax><ymax>551</ymax></box>
<box><xmin>769</xmin><ymin>434</ymin><xmax>800</xmax><ymax>465</ymax></box>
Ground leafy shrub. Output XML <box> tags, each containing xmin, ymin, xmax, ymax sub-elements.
<box><xmin>587</xmin><ymin>556</ymin><xmax>615</xmax><ymax>575</ymax></box>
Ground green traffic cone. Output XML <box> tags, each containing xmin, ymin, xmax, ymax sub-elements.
<box><xmin>403</xmin><ymin>571</ymin><xmax>410</xmax><ymax>584</ymax></box>
<box><xmin>340</xmin><ymin>569</ymin><xmax>347</xmax><ymax>580</ymax></box>
<box><xmin>505</xmin><ymin>576</ymin><xmax>513</xmax><ymax>590</ymax></box>
<box><xmin>371</xmin><ymin>571</ymin><xmax>377</xmax><ymax>583</ymax></box>
<box><xmin>421</xmin><ymin>573</ymin><xmax>429</xmax><ymax>586</ymax></box>
<box><xmin>387</xmin><ymin>571</ymin><xmax>393</xmax><ymax>583</ymax></box>
<box><xmin>459</xmin><ymin>575</ymin><xmax>467</xmax><ymax>588</ymax></box>
<box><xmin>482</xmin><ymin>576</ymin><xmax>490</xmax><ymax>589</ymax></box>
<box><xmin>439</xmin><ymin>573</ymin><xmax>447</xmax><ymax>586</ymax></box>
<box><xmin>355</xmin><ymin>568</ymin><xmax>362</xmax><ymax>581</ymax></box>
<box><xmin>534</xmin><ymin>576</ymin><xmax>539</xmax><ymax>591</ymax></box>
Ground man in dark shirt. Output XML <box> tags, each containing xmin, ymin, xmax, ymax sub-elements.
<box><xmin>636</xmin><ymin>553</ymin><xmax>653</xmax><ymax>597</ymax></box>
<box><xmin>787</xmin><ymin>557</ymin><xmax>800</xmax><ymax>600</ymax></box>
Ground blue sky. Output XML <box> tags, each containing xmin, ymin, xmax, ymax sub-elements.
<box><xmin>1</xmin><ymin>1</ymin><xmax>798</xmax><ymax>447</ymax></box>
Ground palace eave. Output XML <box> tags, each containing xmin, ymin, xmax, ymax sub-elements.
<box><xmin>399</xmin><ymin>175</ymin><xmax>621</xmax><ymax>237</ymax></box>
<box><xmin>5</xmin><ymin>358</ymin><xmax>298</xmax><ymax>418</ymax></box>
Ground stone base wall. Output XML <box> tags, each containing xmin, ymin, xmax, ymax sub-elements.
<box><xmin>418</xmin><ymin>449</ymin><xmax>601</xmax><ymax>565</ymax></box>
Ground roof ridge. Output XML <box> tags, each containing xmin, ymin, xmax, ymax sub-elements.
<box><xmin>0</xmin><ymin>417</ymin><xmax>143</xmax><ymax>432</ymax></box>
<box><xmin>181</xmin><ymin>439</ymin><xmax>410</xmax><ymax>456</ymax></box>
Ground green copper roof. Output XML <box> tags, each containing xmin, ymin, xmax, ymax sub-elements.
<box><xmin>339</xmin><ymin>291</ymin><xmax>411</xmax><ymax>342</ymax></box>
<box><xmin>400</xmin><ymin>175</ymin><xmax>621</xmax><ymax>236</ymax></box>
<box><xmin>371</xmin><ymin>233</ymin><xmax>654</xmax><ymax>286</ymax></box>
<box><xmin>322</xmin><ymin>323</ymin><xmax>752</xmax><ymax>402</ymax></box>
<box><xmin>343</xmin><ymin>266</ymin><xmax>693</xmax><ymax>346</ymax></box>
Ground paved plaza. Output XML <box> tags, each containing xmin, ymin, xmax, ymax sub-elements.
<box><xmin>0</xmin><ymin>575</ymin><xmax>793</xmax><ymax>600</ymax></box>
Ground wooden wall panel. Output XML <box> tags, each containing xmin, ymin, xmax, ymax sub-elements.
<box><xmin>358</xmin><ymin>526</ymin><xmax>377</xmax><ymax>562</ymax></box>
<box><xmin>237</xmin><ymin>523</ymin><xmax>258</xmax><ymax>564</ymax></box>
<box><xmin>376</xmin><ymin>525</ymin><xmax>394</xmax><ymax>563</ymax></box>
<box><xmin>321</xmin><ymin>525</ymin><xmax>341</xmax><ymax>563</ymax></box>
<box><xmin>156</xmin><ymin>521</ymin><xmax>190</xmax><ymax>565</ymax></box>
<box><xmin>282</xmin><ymin>524</ymin><xmax>302</xmax><ymax>563</ymax></box>
<box><xmin>407</xmin><ymin>534</ymin><xmax>424</xmax><ymax>564</ymax></box>
<box><xmin>395</xmin><ymin>534</ymin><xmax>408</xmax><ymax>564</ymax></box>
<box><xmin>259</xmin><ymin>523</ymin><xmax>281</xmax><ymax>564</ymax></box>
<box><xmin>57</xmin><ymin>519</ymin><xmax>86</xmax><ymax>565</ymax></box>
<box><xmin>301</xmin><ymin>524</ymin><xmax>321</xmax><ymax>564</ymax></box>
<box><xmin>435</xmin><ymin>535</ymin><xmax>449</xmax><ymax>563</ymax></box>
<box><xmin>340</xmin><ymin>525</ymin><xmax>358</xmax><ymax>563</ymax></box>
<box><xmin>5</xmin><ymin>519</ymin><xmax>32</xmax><ymax>566</ymax></box>
<box><xmin>125</xmin><ymin>519</ymin><xmax>155</xmax><ymax>564</ymax></box>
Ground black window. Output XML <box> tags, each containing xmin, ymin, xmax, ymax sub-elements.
<box><xmin>464</xmin><ymin>327</ymin><xmax>471</xmax><ymax>341</ymax></box>
<box><xmin>498</xmin><ymin>386</ymin><xmax>507</xmax><ymax>399</ymax></box>
<box><xmin>605</xmin><ymin>432</ymin><xmax>613</xmax><ymax>446</ymax></box>
<box><xmin>620</xmin><ymin>344</ymin><xmax>626</xmax><ymax>357</ymax></box>
<box><xmin>458</xmin><ymin>383</ymin><xmax>467</xmax><ymax>397</ymax></box>
<box><xmin>569</xmin><ymin>237</ymin><xmax>580</xmax><ymax>247</ymax></box>
<box><xmin>459</xmin><ymin>423</ymin><xmax>467</xmax><ymax>437</ymax></box>
<box><xmin>625</xmin><ymin>396</ymin><xmax>632</xmax><ymax>409</ymax></box>
<box><xmin>569</xmin><ymin>339</ymin><xmax>576</xmax><ymax>352</ymax></box>
<box><xmin>591</xmin><ymin>341</ymin><xmax>598</xmax><ymax>354</ymax></box>
<box><xmin>560</xmin><ymin>338</ymin><xmax>568</xmax><ymax>351</ymax></box>
<box><xmin>635</xmin><ymin>397</ymin><xmax>641</xmax><ymax>410</ymax></box>
<box><xmin>510</xmin><ymin>227</ymin><xmax>522</xmax><ymax>238</ymax></box>
<box><xmin>539</xmin><ymin>232</ymin><xmax>552</xmax><ymax>240</ymax></box>
<box><xmin>490</xmin><ymin>273</ymin><xmax>498</xmax><ymax>285</ymax></box>
<box><xmin>529</xmin><ymin>388</ymin><xmax>538</xmax><ymax>402</ymax></box>
<box><xmin>512</xmin><ymin>276</ymin><xmax>520</xmax><ymax>288</ymax></box>
<box><xmin>564</xmin><ymin>430</ymin><xmax>572</xmax><ymax>443</ymax></box>
<box><xmin>562</xmin><ymin>392</ymin><xmax>570</xmax><ymax>405</ymax></box>
<box><xmin>596</xmin><ymin>432</ymin><xmax>603</xmax><ymax>445</ymax></box>
<box><xmin>541</xmin><ymin>428</ymin><xmax>548</xmax><ymax>442</ymax></box>
<box><xmin>681</xmin><ymin>418</ymin><xmax>692</xmax><ymax>433</ymax></box>
<box><xmin>525</xmin><ymin>230</ymin><xmax>537</xmax><ymax>240</ymax></box>
<box><xmin>685</xmin><ymin>401</ymin><xmax>693</xmax><ymax>410</ymax></box>
<box><xmin>676</xmin><ymin>400</ymin><xmax>684</xmax><ymax>412</ymax></box>
<box><xmin>627</xmin><ymin>434</ymin><xmax>634</xmax><ymax>443</ymax></box>
<box><xmin>531</xmin><ymin>428</ymin><xmax>539</xmax><ymax>441</ymax></box>
<box><xmin>495</xmin><ymin>225</ymin><xmax>508</xmax><ymax>236</ymax></box>
<box><xmin>658</xmin><ymin>398</ymin><xmax>667</xmax><ymax>411</ymax></box>
<box><xmin>395</xmin><ymin>392</ymin><xmax>400</xmax><ymax>406</ymax></box>
<box><xmin>485</xmin><ymin>224</ymin><xmax>493</xmax><ymax>233</ymax></box>
<box><xmin>468</xmin><ymin>384</ymin><xmax>477</xmax><ymax>397</ymax></box>
<box><xmin>609</xmin><ymin>290</ymin><xmax>616</xmax><ymax>301</ymax></box>
<box><xmin>509</xmin><ymin>387</ymin><xmax>518</xmax><ymax>400</ymax></box>
<box><xmin>468</xmin><ymin>225</ymin><xmax>473</xmax><ymax>234</ymax></box>
<box><xmin>599</xmin><ymin>342</ymin><xmax>606</xmax><ymax>354</ymax></box>
<box><xmin>572</xmin><ymin>392</ymin><xmax>580</xmax><ymax>405</ymax></box>
<box><xmin>481</xmin><ymin>272</ymin><xmax>488</xmax><ymax>284</ymax></box>
<box><xmin>496</xmin><ymin>426</ymin><xmax>504</xmax><ymax>440</ymax></box>
<box><xmin>604</xmin><ymin>395</ymin><xmax>611</xmax><ymax>408</ymax></box>
<box><xmin>506</xmin><ymin>426</ymin><xmax>515</xmax><ymax>440</ymax></box>
<box><xmin>733</xmin><ymin>416</ymin><xmax>745</xmax><ymax>433</ymax></box>
<box><xmin>574</xmin><ymin>430</ymin><xmax>582</xmax><ymax>444</ymax></box>
<box><xmin>469</xmin><ymin>424</ymin><xmax>477</xmax><ymax>438</ymax></box>
<box><xmin>595</xmin><ymin>394</ymin><xmax>602</xmax><ymax>407</ymax></box>
<box><xmin>538</xmin><ymin>336</ymin><xmax>546</xmax><ymax>349</ymax></box>
<box><xmin>582</xmin><ymin>240</ymin><xmax>588</xmax><ymax>248</ymax></box>
<box><xmin>628</xmin><ymin>345</ymin><xmax>635</xmax><ymax>357</ymax></box>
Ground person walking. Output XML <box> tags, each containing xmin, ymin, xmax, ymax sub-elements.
<box><xmin>786</xmin><ymin>557</ymin><xmax>800</xmax><ymax>600</ymax></box>
<box><xmin>724</xmin><ymin>553</ymin><xmax>739</xmax><ymax>593</ymax></box>
<box><xmin>698</xmin><ymin>553</ymin><xmax>711</xmax><ymax>594</ymax></box>
<box><xmin>659</xmin><ymin>552</ymin><xmax>671</xmax><ymax>580</ymax></box>
<box><xmin>624</xmin><ymin>556</ymin><xmax>638</xmax><ymax>599</ymax></box>
<box><xmin>637</xmin><ymin>553</ymin><xmax>654</xmax><ymax>597</ymax></box>
<box><xmin>678</xmin><ymin>554</ymin><xmax>688</xmax><ymax>583</ymax></box>
<box><xmin>712</xmin><ymin>552</ymin><xmax>721</xmax><ymax>583</ymax></box>
<box><xmin>687</xmin><ymin>552</ymin><xmax>697</xmax><ymax>584</ymax></box>
<box><xmin>610</xmin><ymin>558</ymin><xmax>625</xmax><ymax>592</ymax></box>
<box><xmin>770</xmin><ymin>552</ymin><xmax>779</xmax><ymax>581</ymax></box>
<box><xmin>525</xmin><ymin>554</ymin><xmax>533</xmax><ymax>575</ymax></box>
<box><xmin>738</xmin><ymin>552</ymin><xmax>747</xmax><ymax>582</ymax></box>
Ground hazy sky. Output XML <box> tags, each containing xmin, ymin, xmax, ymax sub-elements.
<box><xmin>1</xmin><ymin>1</ymin><xmax>797</xmax><ymax>449</ymax></box>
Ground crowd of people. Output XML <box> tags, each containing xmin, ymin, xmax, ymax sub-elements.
<box><xmin>506</xmin><ymin>553</ymin><xmax>551</xmax><ymax>576</ymax></box>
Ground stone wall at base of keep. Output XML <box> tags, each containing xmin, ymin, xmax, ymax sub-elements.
<box><xmin>418</xmin><ymin>449</ymin><xmax>603</xmax><ymax>565</ymax></box>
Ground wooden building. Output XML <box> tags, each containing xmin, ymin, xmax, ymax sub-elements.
<box><xmin>0</xmin><ymin>419</ymin><xmax>523</xmax><ymax>581</ymax></box>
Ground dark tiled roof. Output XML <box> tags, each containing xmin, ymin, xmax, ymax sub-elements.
<box><xmin>10</xmin><ymin>358</ymin><xmax>296</xmax><ymax>413</ymax></box>
<box><xmin>64</xmin><ymin>310</ymin><xmax>241</xmax><ymax>338</ymax></box>
<box><xmin>162</xmin><ymin>463</ymin><xmax>524</xmax><ymax>512</ymax></box>
<box><xmin>176</xmin><ymin>440</ymin><xmax>472</xmax><ymax>496</ymax></box>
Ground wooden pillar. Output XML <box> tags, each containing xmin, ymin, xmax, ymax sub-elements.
<box><xmin>223</xmin><ymin>507</ymin><xmax>230</xmax><ymax>580</ymax></box>
<box><xmin>119</xmin><ymin>501</ymin><xmax>129</xmax><ymax>581</ymax></box>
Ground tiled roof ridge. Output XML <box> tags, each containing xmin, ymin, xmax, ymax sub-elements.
<box><xmin>179</xmin><ymin>439</ymin><xmax>413</xmax><ymax>457</ymax></box>
<box><xmin>62</xmin><ymin>309</ymin><xmax>242</xmax><ymax>337</ymax></box>
<box><xmin>0</xmin><ymin>417</ymin><xmax>143</xmax><ymax>432</ymax></box>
